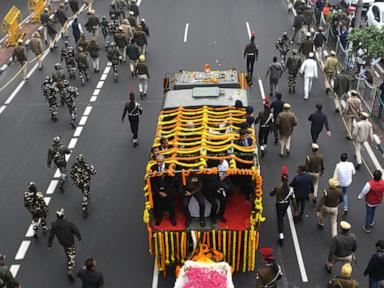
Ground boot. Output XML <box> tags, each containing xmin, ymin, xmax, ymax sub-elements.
<box><xmin>33</xmin><ymin>230</ymin><xmax>39</xmax><ymax>240</ymax></box>
<box><xmin>82</xmin><ymin>209</ymin><xmax>89</xmax><ymax>219</ymax></box>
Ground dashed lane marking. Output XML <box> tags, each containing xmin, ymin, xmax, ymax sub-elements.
<box><xmin>9</xmin><ymin>265</ymin><xmax>20</xmax><ymax>278</ymax></box>
<box><xmin>90</xmin><ymin>96</ymin><xmax>97</xmax><ymax>102</ymax></box>
<box><xmin>93</xmin><ymin>89</ymin><xmax>101</xmax><ymax>96</ymax></box>
<box><xmin>15</xmin><ymin>241</ymin><xmax>31</xmax><ymax>260</ymax></box>
<box><xmin>73</xmin><ymin>126</ymin><xmax>83</xmax><ymax>137</ymax></box>
<box><xmin>25</xmin><ymin>225</ymin><xmax>34</xmax><ymax>237</ymax></box>
<box><xmin>83</xmin><ymin>106</ymin><xmax>93</xmax><ymax>116</ymax></box>
<box><xmin>79</xmin><ymin>116</ymin><xmax>88</xmax><ymax>126</ymax></box>
<box><xmin>104</xmin><ymin>66</ymin><xmax>111</xmax><ymax>74</ymax></box>
<box><xmin>68</xmin><ymin>138</ymin><xmax>78</xmax><ymax>149</ymax></box>
<box><xmin>100</xmin><ymin>73</ymin><xmax>108</xmax><ymax>81</ymax></box>
<box><xmin>53</xmin><ymin>169</ymin><xmax>60</xmax><ymax>178</ymax></box>
<box><xmin>96</xmin><ymin>81</ymin><xmax>104</xmax><ymax>89</ymax></box>
<box><xmin>44</xmin><ymin>197</ymin><xmax>51</xmax><ymax>206</ymax></box>
<box><xmin>258</xmin><ymin>78</ymin><xmax>266</xmax><ymax>100</ymax></box>
<box><xmin>0</xmin><ymin>105</ymin><xmax>6</xmax><ymax>114</ymax></box>
<box><xmin>46</xmin><ymin>180</ymin><xmax>58</xmax><ymax>195</ymax></box>
<box><xmin>246</xmin><ymin>22</ymin><xmax>251</xmax><ymax>39</ymax></box>
<box><xmin>184</xmin><ymin>23</ymin><xmax>189</xmax><ymax>43</ymax></box>
<box><xmin>4</xmin><ymin>81</ymin><xmax>25</xmax><ymax>105</ymax></box>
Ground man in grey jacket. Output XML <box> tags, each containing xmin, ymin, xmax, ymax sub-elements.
<box><xmin>265</xmin><ymin>56</ymin><xmax>283</xmax><ymax>98</ymax></box>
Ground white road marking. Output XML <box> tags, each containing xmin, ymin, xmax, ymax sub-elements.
<box><xmin>53</xmin><ymin>169</ymin><xmax>61</xmax><ymax>178</ymax></box>
<box><xmin>96</xmin><ymin>81</ymin><xmax>104</xmax><ymax>89</ymax></box>
<box><xmin>4</xmin><ymin>80</ymin><xmax>25</xmax><ymax>104</ymax></box>
<box><xmin>9</xmin><ymin>265</ymin><xmax>20</xmax><ymax>278</ymax></box>
<box><xmin>93</xmin><ymin>89</ymin><xmax>100</xmax><ymax>96</ymax></box>
<box><xmin>90</xmin><ymin>96</ymin><xmax>97</xmax><ymax>102</ymax></box>
<box><xmin>137</xmin><ymin>0</ymin><xmax>142</xmax><ymax>6</ymax></box>
<box><xmin>100</xmin><ymin>73</ymin><xmax>108</xmax><ymax>81</ymax></box>
<box><xmin>287</xmin><ymin>207</ymin><xmax>308</xmax><ymax>282</ymax></box>
<box><xmin>152</xmin><ymin>258</ymin><xmax>159</xmax><ymax>288</ymax></box>
<box><xmin>79</xmin><ymin>116</ymin><xmax>88</xmax><ymax>126</ymax></box>
<box><xmin>44</xmin><ymin>197</ymin><xmax>51</xmax><ymax>206</ymax></box>
<box><xmin>184</xmin><ymin>23</ymin><xmax>189</xmax><ymax>43</ymax></box>
<box><xmin>364</xmin><ymin>141</ymin><xmax>383</xmax><ymax>170</ymax></box>
<box><xmin>258</xmin><ymin>78</ymin><xmax>266</xmax><ymax>99</ymax></box>
<box><xmin>246</xmin><ymin>22</ymin><xmax>251</xmax><ymax>39</ymax></box>
<box><xmin>84</xmin><ymin>106</ymin><xmax>93</xmax><ymax>116</ymax></box>
<box><xmin>25</xmin><ymin>224</ymin><xmax>34</xmax><ymax>237</ymax></box>
<box><xmin>46</xmin><ymin>180</ymin><xmax>58</xmax><ymax>194</ymax></box>
<box><xmin>104</xmin><ymin>66</ymin><xmax>111</xmax><ymax>73</ymax></box>
<box><xmin>0</xmin><ymin>105</ymin><xmax>6</xmax><ymax>114</ymax></box>
<box><xmin>65</xmin><ymin>153</ymin><xmax>71</xmax><ymax>162</ymax></box>
<box><xmin>15</xmin><ymin>241</ymin><xmax>31</xmax><ymax>260</ymax></box>
<box><xmin>74</xmin><ymin>126</ymin><xmax>83</xmax><ymax>137</ymax></box>
<box><xmin>68</xmin><ymin>138</ymin><xmax>78</xmax><ymax>149</ymax></box>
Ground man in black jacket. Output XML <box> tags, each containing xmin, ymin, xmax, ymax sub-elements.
<box><xmin>308</xmin><ymin>104</ymin><xmax>331</xmax><ymax>143</ymax></box>
<box><xmin>290</xmin><ymin>165</ymin><xmax>314</xmax><ymax>221</ymax></box>
<box><xmin>270</xmin><ymin>93</ymin><xmax>284</xmax><ymax>144</ymax></box>
<box><xmin>77</xmin><ymin>258</ymin><xmax>104</xmax><ymax>288</ymax></box>
<box><xmin>122</xmin><ymin>92</ymin><xmax>143</xmax><ymax>147</ymax></box>
<box><xmin>127</xmin><ymin>39</ymin><xmax>140</xmax><ymax>77</ymax></box>
<box><xmin>0</xmin><ymin>254</ymin><xmax>20</xmax><ymax>288</ymax></box>
<box><xmin>243</xmin><ymin>32</ymin><xmax>258</xmax><ymax>77</ymax></box>
<box><xmin>364</xmin><ymin>240</ymin><xmax>384</xmax><ymax>287</ymax></box>
<box><xmin>48</xmin><ymin>208</ymin><xmax>82</xmax><ymax>281</ymax></box>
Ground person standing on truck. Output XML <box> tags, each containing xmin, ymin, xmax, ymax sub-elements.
<box><xmin>243</xmin><ymin>31</ymin><xmax>258</xmax><ymax>77</ymax></box>
<box><xmin>122</xmin><ymin>92</ymin><xmax>143</xmax><ymax>147</ymax></box>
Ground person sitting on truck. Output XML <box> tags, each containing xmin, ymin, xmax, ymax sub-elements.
<box><xmin>203</xmin><ymin>172</ymin><xmax>228</xmax><ymax>224</ymax></box>
<box><xmin>159</xmin><ymin>137</ymin><xmax>173</xmax><ymax>151</ymax></box>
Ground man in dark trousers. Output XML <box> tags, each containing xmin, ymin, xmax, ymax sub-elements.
<box><xmin>77</xmin><ymin>258</ymin><xmax>104</xmax><ymax>288</ymax></box>
<box><xmin>290</xmin><ymin>165</ymin><xmax>314</xmax><ymax>221</ymax></box>
<box><xmin>243</xmin><ymin>31</ymin><xmax>258</xmax><ymax>77</ymax></box>
<box><xmin>48</xmin><ymin>208</ymin><xmax>82</xmax><ymax>281</ymax></box>
<box><xmin>150</xmin><ymin>154</ymin><xmax>177</xmax><ymax>226</ymax></box>
<box><xmin>69</xmin><ymin>0</ymin><xmax>80</xmax><ymax>15</ymax></box>
<box><xmin>122</xmin><ymin>92</ymin><xmax>143</xmax><ymax>147</ymax></box>
<box><xmin>0</xmin><ymin>254</ymin><xmax>21</xmax><ymax>288</ymax></box>
<box><xmin>255</xmin><ymin>97</ymin><xmax>273</xmax><ymax>158</ymax></box>
<box><xmin>12</xmin><ymin>39</ymin><xmax>28</xmax><ymax>80</ymax></box>
<box><xmin>270</xmin><ymin>92</ymin><xmax>284</xmax><ymax>144</ymax></box>
<box><xmin>364</xmin><ymin>240</ymin><xmax>384</xmax><ymax>288</ymax></box>
<box><xmin>285</xmin><ymin>49</ymin><xmax>301</xmax><ymax>93</ymax></box>
<box><xmin>308</xmin><ymin>104</ymin><xmax>331</xmax><ymax>144</ymax></box>
<box><xmin>47</xmin><ymin>136</ymin><xmax>71</xmax><ymax>192</ymax></box>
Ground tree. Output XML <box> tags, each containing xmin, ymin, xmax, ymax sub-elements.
<box><xmin>347</xmin><ymin>25</ymin><xmax>384</xmax><ymax>64</ymax></box>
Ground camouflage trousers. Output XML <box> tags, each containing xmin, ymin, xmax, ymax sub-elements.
<box><xmin>79</xmin><ymin>68</ymin><xmax>89</xmax><ymax>86</ymax></box>
<box><xmin>81</xmin><ymin>186</ymin><xmax>90</xmax><ymax>211</ymax></box>
<box><xmin>48</xmin><ymin>98</ymin><xmax>58</xmax><ymax>120</ymax></box>
<box><xmin>67</xmin><ymin>103</ymin><xmax>77</xmax><ymax>123</ymax></box>
<box><xmin>58</xmin><ymin>166</ymin><xmax>67</xmax><ymax>187</ymax></box>
<box><xmin>66</xmin><ymin>62</ymin><xmax>76</xmax><ymax>79</ymax></box>
<box><xmin>32</xmin><ymin>214</ymin><xmax>48</xmax><ymax>231</ymax></box>
<box><xmin>287</xmin><ymin>73</ymin><xmax>297</xmax><ymax>92</ymax></box>
<box><xmin>112</xmin><ymin>64</ymin><xmax>119</xmax><ymax>80</ymax></box>
<box><xmin>64</xmin><ymin>246</ymin><xmax>76</xmax><ymax>272</ymax></box>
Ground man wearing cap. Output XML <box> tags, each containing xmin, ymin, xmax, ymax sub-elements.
<box><xmin>85</xmin><ymin>10</ymin><xmax>100</xmax><ymax>40</ymax></box>
<box><xmin>114</xmin><ymin>26</ymin><xmax>129</xmax><ymax>63</ymax></box>
<box><xmin>0</xmin><ymin>254</ymin><xmax>20</xmax><ymax>288</ymax></box>
<box><xmin>324</xmin><ymin>50</ymin><xmax>339</xmax><ymax>94</ymax></box>
<box><xmin>313</xmin><ymin>27</ymin><xmax>327</xmax><ymax>61</ymax></box>
<box><xmin>358</xmin><ymin>170</ymin><xmax>384</xmax><ymax>233</ymax></box>
<box><xmin>364</xmin><ymin>240</ymin><xmax>384</xmax><ymax>287</ymax></box>
<box><xmin>129</xmin><ymin>0</ymin><xmax>140</xmax><ymax>22</ymax></box>
<box><xmin>12</xmin><ymin>40</ymin><xmax>28</xmax><ymax>80</ymax></box>
<box><xmin>290</xmin><ymin>165</ymin><xmax>314</xmax><ymax>221</ymax></box>
<box><xmin>256</xmin><ymin>247</ymin><xmax>283</xmax><ymax>288</ymax></box>
<box><xmin>328</xmin><ymin>263</ymin><xmax>359</xmax><ymax>288</ymax></box>
<box><xmin>326</xmin><ymin>221</ymin><xmax>357</xmax><ymax>273</ymax></box>
<box><xmin>305</xmin><ymin>143</ymin><xmax>324</xmax><ymax>203</ymax></box>
<box><xmin>243</xmin><ymin>32</ymin><xmax>258</xmax><ymax>77</ymax></box>
<box><xmin>345</xmin><ymin>90</ymin><xmax>362</xmax><ymax>139</ymax></box>
<box><xmin>276</xmin><ymin>103</ymin><xmax>297</xmax><ymax>157</ymax></box>
<box><xmin>31</xmin><ymin>32</ymin><xmax>44</xmax><ymax>70</ymax></box>
<box><xmin>48</xmin><ymin>208</ymin><xmax>82</xmax><ymax>281</ymax></box>
<box><xmin>107</xmin><ymin>42</ymin><xmax>121</xmax><ymax>82</ymax></box>
<box><xmin>122</xmin><ymin>92</ymin><xmax>143</xmax><ymax>147</ymax></box>
<box><xmin>352</xmin><ymin>112</ymin><xmax>373</xmax><ymax>170</ymax></box>
<box><xmin>317</xmin><ymin>178</ymin><xmax>343</xmax><ymax>237</ymax></box>
<box><xmin>300</xmin><ymin>52</ymin><xmax>318</xmax><ymax>100</ymax></box>
<box><xmin>299</xmin><ymin>32</ymin><xmax>314</xmax><ymax>60</ymax></box>
<box><xmin>134</xmin><ymin>25</ymin><xmax>148</xmax><ymax>56</ymax></box>
<box><xmin>255</xmin><ymin>97</ymin><xmax>273</xmax><ymax>158</ymax></box>
<box><xmin>308</xmin><ymin>103</ymin><xmax>331</xmax><ymax>143</ymax></box>
<box><xmin>40</xmin><ymin>7</ymin><xmax>50</xmax><ymax>44</ymax></box>
<box><xmin>141</xmin><ymin>19</ymin><xmax>150</xmax><ymax>38</ymax></box>
<box><xmin>128</xmin><ymin>11</ymin><xmax>137</xmax><ymax>28</ymax></box>
<box><xmin>285</xmin><ymin>49</ymin><xmax>302</xmax><ymax>93</ymax></box>
<box><xmin>265</xmin><ymin>56</ymin><xmax>283</xmax><ymax>98</ymax></box>
<box><xmin>136</xmin><ymin>55</ymin><xmax>150</xmax><ymax>98</ymax></box>
<box><xmin>270</xmin><ymin>93</ymin><xmax>284</xmax><ymax>144</ymax></box>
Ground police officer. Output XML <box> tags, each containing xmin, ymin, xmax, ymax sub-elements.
<box><xmin>48</xmin><ymin>208</ymin><xmax>82</xmax><ymax>281</ymax></box>
<box><xmin>285</xmin><ymin>49</ymin><xmax>302</xmax><ymax>93</ymax></box>
<box><xmin>24</xmin><ymin>182</ymin><xmax>48</xmax><ymax>239</ymax></box>
<box><xmin>271</xmin><ymin>166</ymin><xmax>297</xmax><ymax>246</ymax></box>
<box><xmin>62</xmin><ymin>80</ymin><xmax>79</xmax><ymax>129</ymax></box>
<box><xmin>136</xmin><ymin>55</ymin><xmax>149</xmax><ymax>98</ymax></box>
<box><xmin>76</xmin><ymin>47</ymin><xmax>90</xmax><ymax>86</ymax></box>
<box><xmin>344</xmin><ymin>90</ymin><xmax>362</xmax><ymax>140</ymax></box>
<box><xmin>328</xmin><ymin>263</ymin><xmax>359</xmax><ymax>288</ymax></box>
<box><xmin>70</xmin><ymin>154</ymin><xmax>97</xmax><ymax>218</ymax></box>
<box><xmin>275</xmin><ymin>32</ymin><xmax>292</xmax><ymax>63</ymax></box>
<box><xmin>129</xmin><ymin>0</ymin><xmax>140</xmax><ymax>22</ymax></box>
<box><xmin>107</xmin><ymin>42</ymin><xmax>121</xmax><ymax>82</ymax></box>
<box><xmin>52</xmin><ymin>62</ymin><xmax>68</xmax><ymax>105</ymax></box>
<box><xmin>0</xmin><ymin>254</ymin><xmax>21</xmax><ymax>288</ymax></box>
<box><xmin>41</xmin><ymin>76</ymin><xmax>59</xmax><ymax>121</ymax></box>
<box><xmin>304</xmin><ymin>143</ymin><xmax>324</xmax><ymax>203</ymax></box>
<box><xmin>114</xmin><ymin>26</ymin><xmax>128</xmax><ymax>63</ymax></box>
<box><xmin>47</xmin><ymin>136</ymin><xmax>71</xmax><ymax>192</ymax></box>
<box><xmin>255</xmin><ymin>97</ymin><xmax>273</xmax><ymax>158</ymax></box>
<box><xmin>122</xmin><ymin>92</ymin><xmax>143</xmax><ymax>147</ymax></box>
<box><xmin>243</xmin><ymin>31</ymin><xmax>258</xmax><ymax>77</ymax></box>
<box><xmin>61</xmin><ymin>41</ymin><xmax>77</xmax><ymax>79</ymax></box>
<box><xmin>12</xmin><ymin>39</ymin><xmax>28</xmax><ymax>80</ymax></box>
<box><xmin>256</xmin><ymin>247</ymin><xmax>283</xmax><ymax>288</ymax></box>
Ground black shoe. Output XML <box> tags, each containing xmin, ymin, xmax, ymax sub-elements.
<box><xmin>355</xmin><ymin>164</ymin><xmax>361</xmax><ymax>170</ymax></box>
<box><xmin>317</xmin><ymin>223</ymin><xmax>323</xmax><ymax>230</ymax></box>
<box><xmin>343</xmin><ymin>209</ymin><xmax>348</xmax><ymax>216</ymax></box>
<box><xmin>185</xmin><ymin>218</ymin><xmax>192</xmax><ymax>228</ymax></box>
<box><xmin>67</xmin><ymin>272</ymin><xmax>74</xmax><ymax>282</ymax></box>
<box><xmin>170</xmin><ymin>218</ymin><xmax>177</xmax><ymax>226</ymax></box>
<box><xmin>38</xmin><ymin>66</ymin><xmax>43</xmax><ymax>71</ymax></box>
<box><xmin>279</xmin><ymin>153</ymin><xmax>284</xmax><ymax>157</ymax></box>
<box><xmin>345</xmin><ymin>136</ymin><xmax>352</xmax><ymax>140</ymax></box>
<box><xmin>274</xmin><ymin>138</ymin><xmax>278</xmax><ymax>145</ymax></box>
<box><xmin>70</xmin><ymin>122</ymin><xmax>76</xmax><ymax>129</ymax></box>
<box><xmin>324</xmin><ymin>264</ymin><xmax>332</xmax><ymax>274</ymax></box>
<box><xmin>59</xmin><ymin>186</ymin><xmax>64</xmax><ymax>193</ymax></box>
<box><xmin>286</xmin><ymin>151</ymin><xmax>290</xmax><ymax>156</ymax></box>
<box><xmin>114</xmin><ymin>78</ymin><xmax>118</xmax><ymax>83</ymax></box>
<box><xmin>217</xmin><ymin>216</ymin><xmax>227</xmax><ymax>223</ymax></box>
<box><xmin>292</xmin><ymin>88</ymin><xmax>295</xmax><ymax>93</ymax></box>
<box><xmin>131</xmin><ymin>72</ymin><xmax>134</xmax><ymax>77</ymax></box>
<box><xmin>133</xmin><ymin>141</ymin><xmax>138</xmax><ymax>147</ymax></box>
<box><xmin>51</xmin><ymin>117</ymin><xmax>58</xmax><ymax>122</ymax></box>
<box><xmin>278</xmin><ymin>238</ymin><xmax>284</xmax><ymax>246</ymax></box>
<box><xmin>312</xmin><ymin>198</ymin><xmax>317</xmax><ymax>204</ymax></box>
<box><xmin>210</xmin><ymin>216</ymin><xmax>217</xmax><ymax>224</ymax></box>
<box><xmin>326</xmin><ymin>88</ymin><xmax>330</xmax><ymax>94</ymax></box>
<box><xmin>33</xmin><ymin>232</ymin><xmax>39</xmax><ymax>240</ymax></box>
<box><xmin>140</xmin><ymin>93</ymin><xmax>144</xmax><ymax>99</ymax></box>
<box><xmin>200</xmin><ymin>219</ymin><xmax>206</xmax><ymax>227</ymax></box>
<box><xmin>155</xmin><ymin>218</ymin><xmax>162</xmax><ymax>226</ymax></box>
<box><xmin>82</xmin><ymin>210</ymin><xmax>89</xmax><ymax>219</ymax></box>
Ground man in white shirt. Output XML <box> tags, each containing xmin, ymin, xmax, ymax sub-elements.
<box><xmin>299</xmin><ymin>52</ymin><xmax>318</xmax><ymax>100</ymax></box>
<box><xmin>333</xmin><ymin>153</ymin><xmax>356</xmax><ymax>215</ymax></box>
<box><xmin>352</xmin><ymin>112</ymin><xmax>373</xmax><ymax>170</ymax></box>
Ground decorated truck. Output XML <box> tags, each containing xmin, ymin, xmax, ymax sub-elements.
<box><xmin>142</xmin><ymin>68</ymin><xmax>265</xmax><ymax>284</ymax></box>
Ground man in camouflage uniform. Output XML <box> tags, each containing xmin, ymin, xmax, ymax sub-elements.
<box><xmin>101</xmin><ymin>16</ymin><xmax>110</xmax><ymax>50</ymax></box>
<box><xmin>107</xmin><ymin>42</ymin><xmax>121</xmax><ymax>82</ymax></box>
<box><xmin>41</xmin><ymin>76</ymin><xmax>59</xmax><ymax>121</ymax></box>
<box><xmin>108</xmin><ymin>14</ymin><xmax>119</xmax><ymax>38</ymax></box>
<box><xmin>24</xmin><ymin>182</ymin><xmax>48</xmax><ymax>239</ymax></box>
<box><xmin>71</xmin><ymin>154</ymin><xmax>96</xmax><ymax>218</ymax></box>
<box><xmin>52</xmin><ymin>63</ymin><xmax>68</xmax><ymax>106</ymax></box>
<box><xmin>61</xmin><ymin>41</ymin><xmax>76</xmax><ymax>80</ymax></box>
<box><xmin>62</xmin><ymin>80</ymin><xmax>79</xmax><ymax>129</ymax></box>
<box><xmin>76</xmin><ymin>47</ymin><xmax>90</xmax><ymax>86</ymax></box>
<box><xmin>275</xmin><ymin>32</ymin><xmax>292</xmax><ymax>64</ymax></box>
<box><xmin>116</xmin><ymin>0</ymin><xmax>128</xmax><ymax>20</ymax></box>
<box><xmin>47</xmin><ymin>136</ymin><xmax>71</xmax><ymax>192</ymax></box>
<box><xmin>285</xmin><ymin>49</ymin><xmax>302</xmax><ymax>93</ymax></box>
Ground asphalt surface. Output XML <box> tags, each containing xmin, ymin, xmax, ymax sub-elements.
<box><xmin>0</xmin><ymin>0</ymin><xmax>29</xmax><ymax>28</ymax></box>
<box><xmin>0</xmin><ymin>0</ymin><xmax>383</xmax><ymax>287</ymax></box>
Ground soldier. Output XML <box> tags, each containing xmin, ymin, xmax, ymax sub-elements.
<box><xmin>114</xmin><ymin>26</ymin><xmax>129</xmax><ymax>63</ymax></box>
<box><xmin>256</xmin><ymin>247</ymin><xmax>283</xmax><ymax>288</ymax></box>
<box><xmin>70</xmin><ymin>154</ymin><xmax>97</xmax><ymax>218</ymax></box>
<box><xmin>24</xmin><ymin>182</ymin><xmax>48</xmax><ymax>239</ymax></box>
<box><xmin>12</xmin><ymin>39</ymin><xmax>28</xmax><ymax>80</ymax></box>
<box><xmin>352</xmin><ymin>112</ymin><xmax>373</xmax><ymax>170</ymax></box>
<box><xmin>129</xmin><ymin>0</ymin><xmax>140</xmax><ymax>22</ymax></box>
<box><xmin>47</xmin><ymin>136</ymin><xmax>71</xmax><ymax>192</ymax></box>
<box><xmin>299</xmin><ymin>32</ymin><xmax>314</xmax><ymax>60</ymax></box>
<box><xmin>62</xmin><ymin>80</ymin><xmax>79</xmax><ymax>129</ymax></box>
<box><xmin>243</xmin><ymin>31</ymin><xmax>258</xmax><ymax>77</ymax></box>
<box><xmin>255</xmin><ymin>97</ymin><xmax>273</xmax><ymax>158</ymax></box>
<box><xmin>107</xmin><ymin>42</ymin><xmax>121</xmax><ymax>82</ymax></box>
<box><xmin>270</xmin><ymin>166</ymin><xmax>297</xmax><ymax>246</ymax></box>
<box><xmin>61</xmin><ymin>41</ymin><xmax>77</xmax><ymax>79</ymax></box>
<box><xmin>276</xmin><ymin>103</ymin><xmax>297</xmax><ymax>157</ymax></box>
<box><xmin>108</xmin><ymin>14</ymin><xmax>119</xmax><ymax>37</ymax></box>
<box><xmin>122</xmin><ymin>92</ymin><xmax>143</xmax><ymax>147</ymax></box>
<box><xmin>285</xmin><ymin>49</ymin><xmax>301</xmax><ymax>93</ymax></box>
<box><xmin>41</xmin><ymin>76</ymin><xmax>59</xmax><ymax>121</ymax></box>
<box><xmin>48</xmin><ymin>208</ymin><xmax>82</xmax><ymax>281</ymax></box>
<box><xmin>304</xmin><ymin>143</ymin><xmax>324</xmax><ymax>203</ymax></box>
<box><xmin>0</xmin><ymin>254</ymin><xmax>21</xmax><ymax>288</ymax></box>
<box><xmin>100</xmin><ymin>16</ymin><xmax>110</xmax><ymax>50</ymax></box>
<box><xmin>344</xmin><ymin>90</ymin><xmax>362</xmax><ymax>140</ymax></box>
<box><xmin>324</xmin><ymin>50</ymin><xmax>339</xmax><ymax>94</ymax></box>
<box><xmin>116</xmin><ymin>0</ymin><xmax>128</xmax><ymax>20</ymax></box>
<box><xmin>328</xmin><ymin>263</ymin><xmax>359</xmax><ymax>288</ymax></box>
<box><xmin>76</xmin><ymin>47</ymin><xmax>90</xmax><ymax>86</ymax></box>
<box><xmin>275</xmin><ymin>32</ymin><xmax>292</xmax><ymax>63</ymax></box>
<box><xmin>136</xmin><ymin>55</ymin><xmax>150</xmax><ymax>98</ymax></box>
<box><xmin>127</xmin><ymin>39</ymin><xmax>140</xmax><ymax>77</ymax></box>
<box><xmin>52</xmin><ymin>62</ymin><xmax>68</xmax><ymax>105</ymax></box>
<box><xmin>30</xmin><ymin>32</ymin><xmax>44</xmax><ymax>70</ymax></box>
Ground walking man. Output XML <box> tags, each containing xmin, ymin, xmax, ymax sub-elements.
<box><xmin>136</xmin><ymin>55</ymin><xmax>150</xmax><ymax>98</ymax></box>
<box><xmin>265</xmin><ymin>56</ymin><xmax>283</xmax><ymax>98</ymax></box>
<box><xmin>270</xmin><ymin>93</ymin><xmax>284</xmax><ymax>144</ymax></box>
<box><xmin>358</xmin><ymin>170</ymin><xmax>384</xmax><ymax>233</ymax></box>
<box><xmin>134</xmin><ymin>26</ymin><xmax>148</xmax><ymax>55</ymax></box>
<box><xmin>255</xmin><ymin>97</ymin><xmax>273</xmax><ymax>158</ymax></box>
<box><xmin>61</xmin><ymin>41</ymin><xmax>77</xmax><ymax>79</ymax></box>
<box><xmin>333</xmin><ymin>153</ymin><xmax>356</xmax><ymax>215</ymax></box>
<box><xmin>121</xmin><ymin>92</ymin><xmax>143</xmax><ymax>147</ymax></box>
<box><xmin>299</xmin><ymin>32</ymin><xmax>314</xmax><ymax>60</ymax></box>
<box><xmin>40</xmin><ymin>7</ymin><xmax>49</xmax><ymax>44</ymax></box>
<box><xmin>276</xmin><ymin>103</ymin><xmax>298</xmax><ymax>157</ymax></box>
<box><xmin>76</xmin><ymin>47</ymin><xmax>90</xmax><ymax>87</ymax></box>
<box><xmin>313</xmin><ymin>27</ymin><xmax>327</xmax><ymax>61</ymax></box>
<box><xmin>316</xmin><ymin>178</ymin><xmax>343</xmax><ymax>238</ymax></box>
<box><xmin>41</xmin><ymin>76</ymin><xmax>59</xmax><ymax>121</ymax></box>
<box><xmin>89</xmin><ymin>39</ymin><xmax>100</xmax><ymax>73</ymax></box>
<box><xmin>114</xmin><ymin>26</ymin><xmax>128</xmax><ymax>63</ymax></box>
<box><xmin>364</xmin><ymin>240</ymin><xmax>384</xmax><ymax>288</ymax></box>
<box><xmin>275</xmin><ymin>32</ymin><xmax>292</xmax><ymax>63</ymax></box>
<box><xmin>107</xmin><ymin>42</ymin><xmax>121</xmax><ymax>82</ymax></box>
<box><xmin>52</xmin><ymin>63</ymin><xmax>68</xmax><ymax>106</ymax></box>
<box><xmin>328</xmin><ymin>263</ymin><xmax>359</xmax><ymax>288</ymax></box>
<box><xmin>292</xmin><ymin>11</ymin><xmax>304</xmax><ymax>44</ymax></box>
<box><xmin>353</xmin><ymin>112</ymin><xmax>373</xmax><ymax>170</ymax></box>
<box><xmin>62</xmin><ymin>80</ymin><xmax>79</xmax><ymax>129</ymax></box>
<box><xmin>285</xmin><ymin>49</ymin><xmax>301</xmax><ymax>93</ymax></box>
<box><xmin>325</xmin><ymin>221</ymin><xmax>357</xmax><ymax>273</ymax></box>
<box><xmin>0</xmin><ymin>254</ymin><xmax>21</xmax><ymax>288</ymax></box>
<box><xmin>12</xmin><ymin>39</ymin><xmax>28</xmax><ymax>80</ymax></box>
<box><xmin>290</xmin><ymin>165</ymin><xmax>314</xmax><ymax>221</ymax></box>
<box><xmin>256</xmin><ymin>248</ymin><xmax>283</xmax><ymax>288</ymax></box>
<box><xmin>305</xmin><ymin>143</ymin><xmax>324</xmax><ymax>203</ymax></box>
<box><xmin>300</xmin><ymin>52</ymin><xmax>318</xmax><ymax>100</ymax></box>
<box><xmin>243</xmin><ymin>32</ymin><xmax>258</xmax><ymax>77</ymax></box>
<box><xmin>77</xmin><ymin>258</ymin><xmax>105</xmax><ymax>287</ymax></box>
<box><xmin>30</xmin><ymin>32</ymin><xmax>44</xmax><ymax>70</ymax></box>
<box><xmin>127</xmin><ymin>39</ymin><xmax>140</xmax><ymax>77</ymax></box>
<box><xmin>85</xmin><ymin>10</ymin><xmax>100</xmax><ymax>40</ymax></box>
<box><xmin>344</xmin><ymin>90</ymin><xmax>362</xmax><ymax>139</ymax></box>
<box><xmin>24</xmin><ymin>182</ymin><xmax>48</xmax><ymax>239</ymax></box>
<box><xmin>324</xmin><ymin>50</ymin><xmax>339</xmax><ymax>94</ymax></box>
<box><xmin>70</xmin><ymin>154</ymin><xmax>97</xmax><ymax>218</ymax></box>
<box><xmin>308</xmin><ymin>104</ymin><xmax>331</xmax><ymax>143</ymax></box>
<box><xmin>47</xmin><ymin>136</ymin><xmax>71</xmax><ymax>192</ymax></box>
<box><xmin>48</xmin><ymin>208</ymin><xmax>82</xmax><ymax>281</ymax></box>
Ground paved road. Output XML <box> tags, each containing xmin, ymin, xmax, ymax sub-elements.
<box><xmin>0</xmin><ymin>0</ymin><xmax>383</xmax><ymax>287</ymax></box>
<box><xmin>0</xmin><ymin>0</ymin><xmax>29</xmax><ymax>27</ymax></box>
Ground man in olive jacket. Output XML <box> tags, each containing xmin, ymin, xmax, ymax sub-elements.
<box><xmin>324</xmin><ymin>50</ymin><xmax>339</xmax><ymax>94</ymax></box>
<box><xmin>285</xmin><ymin>49</ymin><xmax>301</xmax><ymax>93</ymax></box>
<box><xmin>276</xmin><ymin>103</ymin><xmax>298</xmax><ymax>157</ymax></box>
<box><xmin>31</xmin><ymin>32</ymin><xmax>44</xmax><ymax>70</ymax></box>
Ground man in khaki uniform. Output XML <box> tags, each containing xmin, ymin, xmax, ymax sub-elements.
<box><xmin>31</xmin><ymin>32</ymin><xmax>44</xmax><ymax>70</ymax></box>
<box><xmin>344</xmin><ymin>90</ymin><xmax>362</xmax><ymax>139</ymax></box>
<box><xmin>276</xmin><ymin>103</ymin><xmax>298</xmax><ymax>157</ymax></box>
<box><xmin>305</xmin><ymin>143</ymin><xmax>324</xmax><ymax>203</ymax></box>
<box><xmin>12</xmin><ymin>39</ymin><xmax>28</xmax><ymax>80</ymax></box>
<box><xmin>352</xmin><ymin>112</ymin><xmax>373</xmax><ymax>170</ymax></box>
<box><xmin>328</xmin><ymin>263</ymin><xmax>359</xmax><ymax>288</ymax></box>
<box><xmin>317</xmin><ymin>178</ymin><xmax>343</xmax><ymax>238</ymax></box>
<box><xmin>324</xmin><ymin>50</ymin><xmax>339</xmax><ymax>94</ymax></box>
<box><xmin>256</xmin><ymin>247</ymin><xmax>282</xmax><ymax>288</ymax></box>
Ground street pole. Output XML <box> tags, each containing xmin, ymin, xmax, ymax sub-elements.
<box><xmin>355</xmin><ymin>0</ymin><xmax>363</xmax><ymax>28</ymax></box>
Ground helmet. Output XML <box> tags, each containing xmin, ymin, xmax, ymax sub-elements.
<box><xmin>64</xmin><ymin>41</ymin><xmax>69</xmax><ymax>46</ymax></box>
<box><xmin>54</xmin><ymin>63</ymin><xmax>62</xmax><ymax>70</ymax></box>
<box><xmin>110</xmin><ymin>42</ymin><xmax>116</xmax><ymax>47</ymax></box>
<box><xmin>53</xmin><ymin>136</ymin><xmax>61</xmax><ymax>144</ymax></box>
<box><xmin>63</xmin><ymin>79</ymin><xmax>69</xmax><ymax>87</ymax></box>
<box><xmin>139</xmin><ymin>55</ymin><xmax>145</xmax><ymax>62</ymax></box>
<box><xmin>78</xmin><ymin>46</ymin><xmax>83</xmax><ymax>52</ymax></box>
<box><xmin>28</xmin><ymin>182</ymin><xmax>37</xmax><ymax>192</ymax></box>
<box><xmin>141</xmin><ymin>18</ymin><xmax>146</xmax><ymax>23</ymax></box>
<box><xmin>45</xmin><ymin>75</ymin><xmax>51</xmax><ymax>82</ymax></box>
<box><xmin>110</xmin><ymin>14</ymin><xmax>116</xmax><ymax>19</ymax></box>
<box><xmin>76</xmin><ymin>154</ymin><xmax>85</xmax><ymax>163</ymax></box>
<box><xmin>102</xmin><ymin>16</ymin><xmax>106</xmax><ymax>20</ymax></box>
